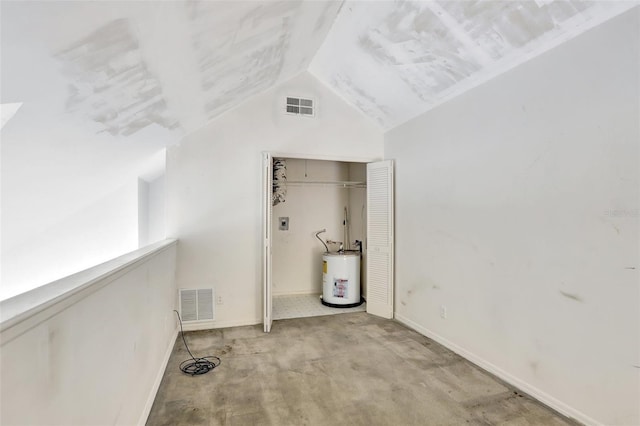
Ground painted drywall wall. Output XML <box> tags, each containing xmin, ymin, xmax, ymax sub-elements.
<box><xmin>1</xmin><ymin>182</ymin><xmax>140</xmax><ymax>300</ymax></box>
<box><xmin>0</xmin><ymin>241</ymin><xmax>178</xmax><ymax>425</ymax></box>
<box><xmin>139</xmin><ymin>174</ymin><xmax>167</xmax><ymax>248</ymax></box>
<box><xmin>385</xmin><ymin>8</ymin><xmax>639</xmax><ymax>426</ymax></box>
<box><xmin>0</xmin><ymin>94</ymin><xmax>173</xmax><ymax>300</ymax></box>
<box><xmin>1</xmin><ymin>1</ymin><xmax>185</xmax><ymax>300</ymax></box>
<box><xmin>148</xmin><ymin>174</ymin><xmax>167</xmax><ymax>245</ymax></box>
<box><xmin>0</xmin><ymin>103</ymin><xmax>22</xmax><ymax>128</ymax></box>
<box><xmin>139</xmin><ymin>179</ymin><xmax>151</xmax><ymax>247</ymax></box>
<box><xmin>271</xmin><ymin>159</ymin><xmax>366</xmax><ymax>296</ymax></box>
<box><xmin>166</xmin><ymin>71</ymin><xmax>383</xmax><ymax>328</ymax></box>
<box><xmin>272</xmin><ymin>159</ymin><xmax>349</xmax><ymax>295</ymax></box>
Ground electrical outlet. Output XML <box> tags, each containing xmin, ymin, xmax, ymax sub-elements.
<box><xmin>217</xmin><ymin>295</ymin><xmax>223</xmax><ymax>305</ymax></box>
<box><xmin>440</xmin><ymin>305</ymin><xmax>447</xmax><ymax>319</ymax></box>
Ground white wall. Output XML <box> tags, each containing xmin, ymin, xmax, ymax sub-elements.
<box><xmin>272</xmin><ymin>159</ymin><xmax>349</xmax><ymax>295</ymax></box>
<box><xmin>166</xmin><ymin>71</ymin><xmax>383</xmax><ymax>328</ymax></box>
<box><xmin>1</xmin><ymin>182</ymin><xmax>140</xmax><ymax>300</ymax></box>
<box><xmin>0</xmin><ymin>98</ymin><xmax>173</xmax><ymax>300</ymax></box>
<box><xmin>0</xmin><ymin>240</ymin><xmax>178</xmax><ymax>426</ymax></box>
<box><xmin>138</xmin><ymin>179</ymin><xmax>150</xmax><ymax>247</ymax></box>
<box><xmin>271</xmin><ymin>159</ymin><xmax>367</xmax><ymax>296</ymax></box>
<box><xmin>1</xmin><ymin>0</ymin><xmax>180</xmax><ymax>299</ymax></box>
<box><xmin>147</xmin><ymin>174</ymin><xmax>167</xmax><ymax>245</ymax></box>
<box><xmin>139</xmin><ymin>174</ymin><xmax>167</xmax><ymax>248</ymax></box>
<box><xmin>385</xmin><ymin>8</ymin><xmax>639</xmax><ymax>426</ymax></box>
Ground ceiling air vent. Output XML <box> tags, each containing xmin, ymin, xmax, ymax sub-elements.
<box><xmin>179</xmin><ymin>288</ymin><xmax>214</xmax><ymax>322</ymax></box>
<box><xmin>286</xmin><ymin>96</ymin><xmax>314</xmax><ymax>117</ymax></box>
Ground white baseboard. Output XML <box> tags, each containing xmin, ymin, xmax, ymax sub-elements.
<box><xmin>138</xmin><ymin>326</ymin><xmax>178</xmax><ymax>426</ymax></box>
<box><xmin>273</xmin><ymin>290</ymin><xmax>320</xmax><ymax>296</ymax></box>
<box><xmin>180</xmin><ymin>317</ymin><xmax>262</xmax><ymax>331</ymax></box>
<box><xmin>394</xmin><ymin>313</ymin><xmax>601</xmax><ymax>426</ymax></box>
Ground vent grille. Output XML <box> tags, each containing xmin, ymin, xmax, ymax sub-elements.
<box><xmin>179</xmin><ymin>288</ymin><xmax>214</xmax><ymax>322</ymax></box>
<box><xmin>286</xmin><ymin>96</ymin><xmax>314</xmax><ymax>116</ymax></box>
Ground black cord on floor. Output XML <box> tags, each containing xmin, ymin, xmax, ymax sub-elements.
<box><xmin>173</xmin><ymin>310</ymin><xmax>221</xmax><ymax>376</ymax></box>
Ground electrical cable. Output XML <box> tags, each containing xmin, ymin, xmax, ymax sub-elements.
<box><xmin>173</xmin><ymin>310</ymin><xmax>220</xmax><ymax>376</ymax></box>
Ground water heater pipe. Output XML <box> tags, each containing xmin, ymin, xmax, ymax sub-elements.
<box><xmin>315</xmin><ymin>229</ymin><xmax>329</xmax><ymax>253</ymax></box>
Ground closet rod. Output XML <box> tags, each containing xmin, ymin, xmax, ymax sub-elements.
<box><xmin>285</xmin><ymin>180</ymin><xmax>366</xmax><ymax>188</ymax></box>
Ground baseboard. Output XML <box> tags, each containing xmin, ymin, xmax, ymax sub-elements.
<box><xmin>138</xmin><ymin>326</ymin><xmax>178</xmax><ymax>426</ymax></box>
<box><xmin>180</xmin><ymin>317</ymin><xmax>262</xmax><ymax>331</ymax></box>
<box><xmin>273</xmin><ymin>290</ymin><xmax>320</xmax><ymax>296</ymax></box>
<box><xmin>394</xmin><ymin>313</ymin><xmax>601</xmax><ymax>426</ymax></box>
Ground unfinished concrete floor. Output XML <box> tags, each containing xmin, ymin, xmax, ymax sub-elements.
<box><xmin>147</xmin><ymin>313</ymin><xmax>576</xmax><ymax>426</ymax></box>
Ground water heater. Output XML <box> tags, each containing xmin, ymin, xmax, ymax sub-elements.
<box><xmin>321</xmin><ymin>252</ymin><xmax>363</xmax><ymax>308</ymax></box>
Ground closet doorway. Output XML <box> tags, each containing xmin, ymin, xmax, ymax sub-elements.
<box><xmin>261</xmin><ymin>153</ymin><xmax>394</xmax><ymax>332</ymax></box>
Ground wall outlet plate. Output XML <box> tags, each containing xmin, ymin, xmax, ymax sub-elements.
<box><xmin>440</xmin><ymin>305</ymin><xmax>447</xmax><ymax>319</ymax></box>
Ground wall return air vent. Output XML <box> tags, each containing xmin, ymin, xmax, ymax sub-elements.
<box><xmin>285</xmin><ymin>96</ymin><xmax>314</xmax><ymax>117</ymax></box>
<box><xmin>179</xmin><ymin>288</ymin><xmax>214</xmax><ymax>322</ymax></box>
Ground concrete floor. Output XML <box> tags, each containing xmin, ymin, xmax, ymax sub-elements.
<box><xmin>147</xmin><ymin>313</ymin><xmax>577</xmax><ymax>426</ymax></box>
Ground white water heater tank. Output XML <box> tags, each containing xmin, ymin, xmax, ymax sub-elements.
<box><xmin>322</xmin><ymin>252</ymin><xmax>361</xmax><ymax>307</ymax></box>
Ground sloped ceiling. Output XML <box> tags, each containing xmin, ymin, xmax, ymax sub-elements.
<box><xmin>310</xmin><ymin>0</ymin><xmax>637</xmax><ymax>129</ymax></box>
<box><xmin>0</xmin><ymin>0</ymin><xmax>636</xmax><ymax>139</ymax></box>
<box><xmin>1</xmin><ymin>0</ymin><xmax>635</xmax><ymax>276</ymax></box>
<box><xmin>0</xmin><ymin>0</ymin><xmax>342</xmax><ymax>140</ymax></box>
<box><xmin>0</xmin><ymin>1</ymin><xmax>343</xmax><ymax>256</ymax></box>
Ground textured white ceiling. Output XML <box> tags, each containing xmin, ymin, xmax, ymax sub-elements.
<box><xmin>310</xmin><ymin>0</ymin><xmax>637</xmax><ymax>129</ymax></box>
<box><xmin>0</xmin><ymin>0</ymin><xmax>342</xmax><ymax>139</ymax></box>
<box><xmin>1</xmin><ymin>0</ymin><xmax>636</xmax><ymax>139</ymax></box>
<box><xmin>0</xmin><ymin>1</ymin><xmax>344</xmax><ymax>253</ymax></box>
<box><xmin>1</xmin><ymin>0</ymin><xmax>635</xmax><ymax>258</ymax></box>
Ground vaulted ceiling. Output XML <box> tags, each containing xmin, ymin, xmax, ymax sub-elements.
<box><xmin>310</xmin><ymin>1</ymin><xmax>637</xmax><ymax>129</ymax></box>
<box><xmin>1</xmin><ymin>0</ymin><xmax>635</xmax><ymax>140</ymax></box>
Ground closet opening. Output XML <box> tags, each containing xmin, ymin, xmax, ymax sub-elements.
<box><xmin>262</xmin><ymin>153</ymin><xmax>394</xmax><ymax>332</ymax></box>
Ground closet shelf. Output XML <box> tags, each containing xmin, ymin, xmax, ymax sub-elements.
<box><xmin>285</xmin><ymin>180</ymin><xmax>366</xmax><ymax>188</ymax></box>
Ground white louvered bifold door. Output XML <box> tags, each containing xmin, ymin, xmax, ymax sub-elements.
<box><xmin>262</xmin><ymin>153</ymin><xmax>273</xmax><ymax>332</ymax></box>
<box><xmin>366</xmin><ymin>160</ymin><xmax>394</xmax><ymax>319</ymax></box>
